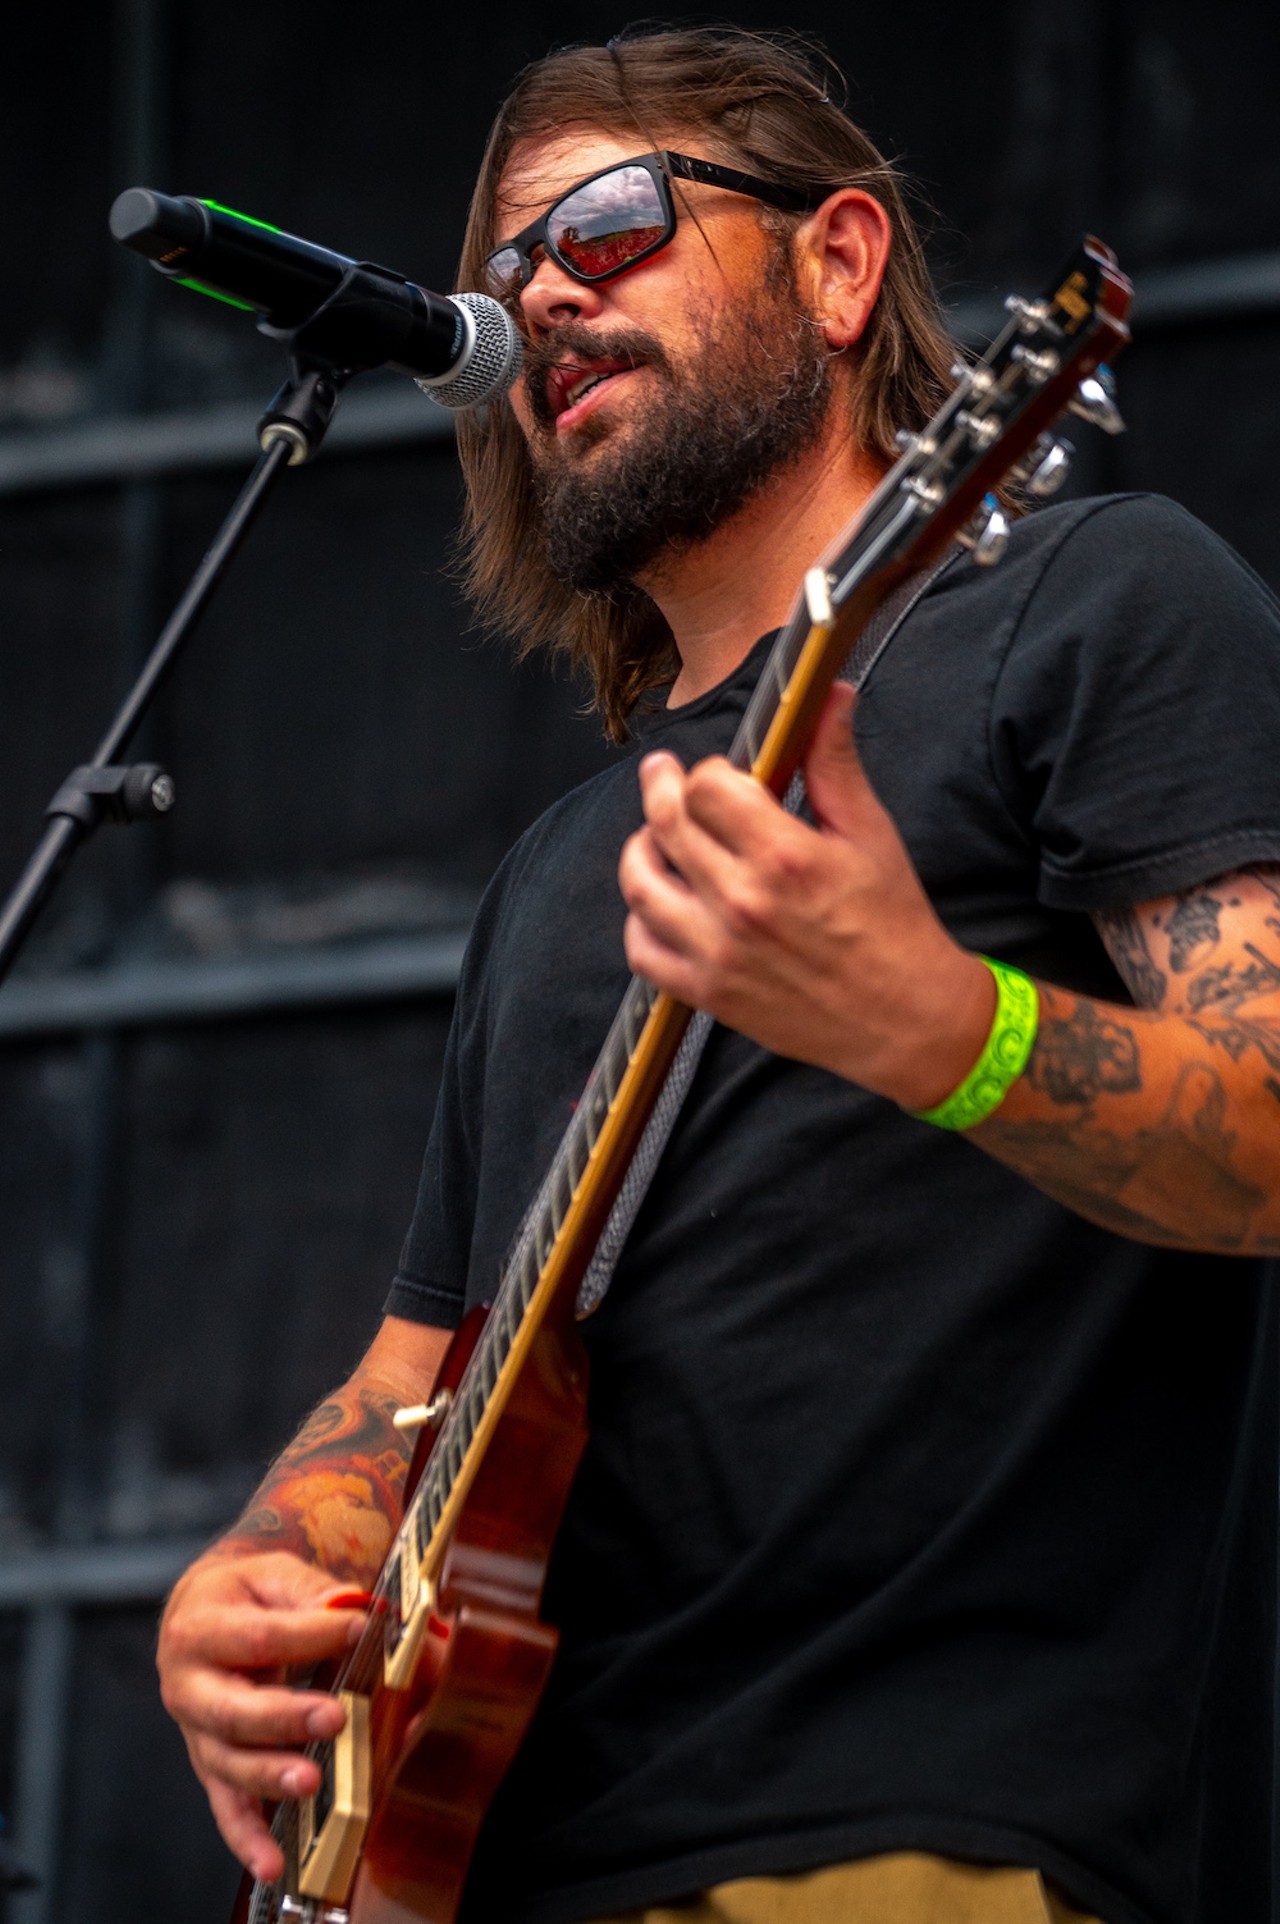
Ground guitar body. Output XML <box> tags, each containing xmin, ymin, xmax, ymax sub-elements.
<box><xmin>234</xmin><ymin>1303</ymin><xmax>589</xmax><ymax>1924</ymax></box>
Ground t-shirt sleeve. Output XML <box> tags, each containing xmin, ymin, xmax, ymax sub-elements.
<box><xmin>383</xmin><ymin>882</ymin><xmax>506</xmax><ymax>1329</ymax></box>
<box><xmin>989</xmin><ymin>494</ymin><xmax>1280</xmax><ymax>910</ymax></box>
<box><xmin>384</xmin><ymin>1013</ymin><xmax>473</xmax><ymax>1329</ymax></box>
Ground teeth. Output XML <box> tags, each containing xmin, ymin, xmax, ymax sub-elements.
<box><xmin>565</xmin><ymin>369</ymin><xmax>612</xmax><ymax>409</ymax></box>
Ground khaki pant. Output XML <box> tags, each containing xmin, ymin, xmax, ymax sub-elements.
<box><xmin>590</xmin><ymin>1852</ymin><xmax>1102</xmax><ymax>1923</ymax></box>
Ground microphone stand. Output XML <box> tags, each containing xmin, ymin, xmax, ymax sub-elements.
<box><xmin>0</xmin><ymin>272</ymin><xmax>400</xmax><ymax>986</ymax></box>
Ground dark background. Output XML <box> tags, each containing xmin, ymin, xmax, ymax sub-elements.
<box><xmin>0</xmin><ymin>3</ymin><xmax>1277</xmax><ymax>1919</ymax></box>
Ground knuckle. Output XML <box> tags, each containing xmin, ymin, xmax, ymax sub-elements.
<box><xmin>241</xmin><ymin>1619</ymin><xmax>278</xmax><ymax>1669</ymax></box>
<box><xmin>684</xmin><ymin>761</ymin><xmax>724</xmax><ymax>810</ymax></box>
<box><xmin>721</xmin><ymin>882</ymin><xmax>766</xmax><ymax>939</ymax></box>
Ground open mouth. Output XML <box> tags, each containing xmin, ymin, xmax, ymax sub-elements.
<box><xmin>548</xmin><ymin>357</ymin><xmax>639</xmax><ymax>423</ymax></box>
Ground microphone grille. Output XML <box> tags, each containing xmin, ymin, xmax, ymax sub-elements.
<box><xmin>417</xmin><ymin>293</ymin><xmax>522</xmax><ymax>411</ymax></box>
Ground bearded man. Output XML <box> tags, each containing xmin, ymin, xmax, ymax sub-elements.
<box><xmin>158</xmin><ymin>28</ymin><xmax>1280</xmax><ymax>1924</ymax></box>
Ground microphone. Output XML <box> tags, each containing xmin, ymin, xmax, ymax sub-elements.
<box><xmin>108</xmin><ymin>188</ymin><xmax>521</xmax><ymax>410</ymax></box>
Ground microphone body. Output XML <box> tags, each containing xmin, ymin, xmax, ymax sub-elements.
<box><xmin>109</xmin><ymin>189</ymin><xmax>520</xmax><ymax>409</ymax></box>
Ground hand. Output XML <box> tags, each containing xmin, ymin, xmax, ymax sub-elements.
<box><xmin>157</xmin><ymin>1550</ymin><xmax>369</xmax><ymax>1883</ymax></box>
<box><xmin>619</xmin><ymin>681</ymin><xmax>994</xmax><ymax>1110</ymax></box>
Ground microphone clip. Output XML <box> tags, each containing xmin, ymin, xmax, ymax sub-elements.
<box><xmin>253</xmin><ymin>259</ymin><xmax>462</xmax><ymax>462</ymax></box>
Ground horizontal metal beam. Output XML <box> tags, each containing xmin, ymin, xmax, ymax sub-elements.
<box><xmin>0</xmin><ymin>929</ymin><xmax>467</xmax><ymax>1040</ymax></box>
<box><xmin>0</xmin><ymin>381</ymin><xmax>454</xmax><ymax>495</ymax></box>
<box><xmin>0</xmin><ymin>1536</ymin><xmax>209</xmax><ymax>1608</ymax></box>
<box><xmin>2</xmin><ymin>250</ymin><xmax>1278</xmax><ymax>497</ymax></box>
<box><xmin>948</xmin><ymin>247</ymin><xmax>1280</xmax><ymax>346</ymax></box>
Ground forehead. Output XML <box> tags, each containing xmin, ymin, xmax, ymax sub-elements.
<box><xmin>494</xmin><ymin>129</ymin><xmax>666</xmax><ymax>233</ymax></box>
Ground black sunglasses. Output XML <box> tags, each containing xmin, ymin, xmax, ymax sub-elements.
<box><xmin>484</xmin><ymin>150</ymin><xmax>827</xmax><ymax>302</ymax></box>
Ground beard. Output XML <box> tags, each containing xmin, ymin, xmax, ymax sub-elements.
<box><xmin>521</xmin><ymin>266</ymin><xmax>833</xmax><ymax>595</ymax></box>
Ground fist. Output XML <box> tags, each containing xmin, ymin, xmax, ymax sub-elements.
<box><xmin>618</xmin><ymin>681</ymin><xmax>993</xmax><ymax>1110</ymax></box>
<box><xmin>157</xmin><ymin>1549</ymin><xmax>369</xmax><ymax>1882</ymax></box>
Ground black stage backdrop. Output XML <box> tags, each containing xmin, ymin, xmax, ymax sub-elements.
<box><xmin>0</xmin><ymin>4</ymin><xmax>1277</xmax><ymax>1921</ymax></box>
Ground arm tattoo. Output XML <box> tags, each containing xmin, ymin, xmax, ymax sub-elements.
<box><xmin>1163</xmin><ymin>890</ymin><xmax>1224</xmax><ymax>972</ymax></box>
<box><xmin>222</xmin><ymin>1387</ymin><xmax>412</xmax><ymax>1584</ymax></box>
<box><xmin>980</xmin><ymin>987</ymin><xmax>1267</xmax><ymax>1250</ymax></box>
<box><xmin>1186</xmin><ymin>944</ymin><xmax>1280</xmax><ymax>1016</ymax></box>
<box><xmin>1025</xmin><ymin>996</ymin><xmax>1141</xmax><ymax>1107</ymax></box>
<box><xmin>1094</xmin><ymin>905</ymin><xmax>1167</xmax><ymax>1007</ymax></box>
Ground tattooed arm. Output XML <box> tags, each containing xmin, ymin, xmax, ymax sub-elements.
<box><xmin>157</xmin><ymin>1313</ymin><xmax>452</xmax><ymax>1883</ymax></box>
<box><xmin>973</xmin><ymin>866</ymin><xmax>1280</xmax><ymax>1252</ymax></box>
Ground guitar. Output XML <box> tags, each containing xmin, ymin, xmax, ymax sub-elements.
<box><xmin>237</xmin><ymin>236</ymin><xmax>1132</xmax><ymax>1924</ymax></box>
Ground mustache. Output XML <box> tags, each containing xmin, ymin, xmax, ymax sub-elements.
<box><xmin>523</xmin><ymin>323</ymin><xmax>672</xmax><ymax>431</ymax></box>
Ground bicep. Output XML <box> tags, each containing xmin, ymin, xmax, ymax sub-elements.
<box><xmin>1094</xmin><ymin>865</ymin><xmax>1280</xmax><ymax>1020</ymax></box>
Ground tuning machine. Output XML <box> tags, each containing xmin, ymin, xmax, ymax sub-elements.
<box><xmin>957</xmin><ymin>493</ymin><xmax>1009</xmax><ymax>566</ymax></box>
<box><xmin>1068</xmin><ymin>363</ymin><xmax>1125</xmax><ymax>435</ymax></box>
<box><xmin>1010</xmin><ymin>433</ymin><xmax>1074</xmax><ymax>498</ymax></box>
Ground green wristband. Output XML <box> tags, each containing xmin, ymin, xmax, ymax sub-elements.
<box><xmin>909</xmin><ymin>957</ymin><xmax>1039</xmax><ymax>1130</ymax></box>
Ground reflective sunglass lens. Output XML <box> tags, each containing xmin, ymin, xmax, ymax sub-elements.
<box><xmin>484</xmin><ymin>246</ymin><xmax>524</xmax><ymax>299</ymax></box>
<box><xmin>548</xmin><ymin>164</ymin><xmax>667</xmax><ymax>279</ymax></box>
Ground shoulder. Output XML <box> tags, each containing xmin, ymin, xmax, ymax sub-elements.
<box><xmin>454</xmin><ymin>752</ymin><xmax>641</xmax><ymax>977</ymax></box>
<box><xmin>997</xmin><ymin>491</ymin><xmax>1278</xmax><ymax>628</ymax></box>
<box><xmin>972</xmin><ymin>492</ymin><xmax>1280</xmax><ymax>690</ymax></box>
<box><xmin>491</xmin><ymin>753</ymin><xmax>643</xmax><ymax>894</ymax></box>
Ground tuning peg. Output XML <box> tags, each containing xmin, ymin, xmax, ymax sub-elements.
<box><xmin>1068</xmin><ymin>364</ymin><xmax>1124</xmax><ymax>435</ymax></box>
<box><xmin>957</xmin><ymin>495</ymin><xmax>1009</xmax><ymax>566</ymax></box>
<box><xmin>1026</xmin><ymin>437</ymin><xmax>1073</xmax><ymax>497</ymax></box>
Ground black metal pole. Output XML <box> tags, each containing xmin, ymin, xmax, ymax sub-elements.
<box><xmin>0</xmin><ymin>435</ymin><xmax>293</xmax><ymax>985</ymax></box>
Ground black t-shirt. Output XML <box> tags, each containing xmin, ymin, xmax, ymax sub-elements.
<box><xmin>387</xmin><ymin>495</ymin><xmax>1280</xmax><ymax>1924</ymax></box>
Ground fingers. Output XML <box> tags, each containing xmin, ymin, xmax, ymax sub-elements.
<box><xmin>233</xmin><ymin>1550</ymin><xmax>355</xmax><ymax>1611</ymax></box>
<box><xmin>205</xmin><ymin>1778</ymin><xmax>285</xmax><ymax>1885</ymax></box>
<box><xmin>802</xmin><ymin>682</ymin><xmax>881</xmax><ymax>837</ymax></box>
<box><xmin>176</xmin><ymin>1669</ymin><xmax>348</xmax><ymax>1750</ymax></box>
<box><xmin>193</xmin><ymin>1730</ymin><xmax>323</xmax><ymax>1804</ymax></box>
<box><xmin>158</xmin><ymin>1549</ymin><xmax>372</xmax><ymax>1881</ymax></box>
<box><xmin>619</xmin><ymin>826</ymin><xmax>719</xmax><ymax>964</ymax></box>
<box><xmin>639</xmin><ymin>750</ymin><xmax>782</xmax><ymax>872</ymax></box>
<box><xmin>173</xmin><ymin>1597</ymin><xmax>365</xmax><ymax>1671</ymax></box>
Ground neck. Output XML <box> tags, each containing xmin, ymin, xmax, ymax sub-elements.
<box><xmin>641</xmin><ymin>421</ymin><xmax>889</xmax><ymax>706</ymax></box>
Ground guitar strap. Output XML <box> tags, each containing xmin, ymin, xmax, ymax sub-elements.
<box><xmin>575</xmin><ymin>548</ymin><xmax>959</xmax><ymax>1318</ymax></box>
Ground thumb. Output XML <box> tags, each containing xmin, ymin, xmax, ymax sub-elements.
<box><xmin>236</xmin><ymin>1551</ymin><xmax>358</xmax><ymax>1612</ymax></box>
<box><xmin>802</xmin><ymin>682</ymin><xmax>881</xmax><ymax>837</ymax></box>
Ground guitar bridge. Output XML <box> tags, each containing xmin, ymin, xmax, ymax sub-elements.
<box><xmin>296</xmin><ymin>1690</ymin><xmax>371</xmax><ymax>1904</ymax></box>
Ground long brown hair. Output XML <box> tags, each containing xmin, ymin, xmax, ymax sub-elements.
<box><xmin>454</xmin><ymin>25</ymin><xmax>961</xmax><ymax>741</ymax></box>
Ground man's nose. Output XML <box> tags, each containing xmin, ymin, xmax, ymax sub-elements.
<box><xmin>520</xmin><ymin>256</ymin><xmax>607</xmax><ymax>332</ymax></box>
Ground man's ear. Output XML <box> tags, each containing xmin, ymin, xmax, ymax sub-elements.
<box><xmin>797</xmin><ymin>189</ymin><xmax>892</xmax><ymax>352</ymax></box>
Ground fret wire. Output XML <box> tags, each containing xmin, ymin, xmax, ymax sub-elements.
<box><xmin>565</xmin><ymin>1119</ymin><xmax>585</xmax><ymax>1187</ymax></box>
<box><xmin>551</xmin><ymin>1157</ymin><xmax>571</xmax><ymax>1229</ymax></box>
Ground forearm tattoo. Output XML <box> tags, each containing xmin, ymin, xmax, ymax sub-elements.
<box><xmin>977</xmin><ymin>868</ymin><xmax>1280</xmax><ymax>1252</ymax></box>
<box><xmin>220</xmin><ymin>1387</ymin><xmax>412</xmax><ymax>1583</ymax></box>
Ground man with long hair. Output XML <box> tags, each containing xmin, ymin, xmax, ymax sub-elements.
<box><xmin>158</xmin><ymin>29</ymin><xmax>1280</xmax><ymax>1924</ymax></box>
